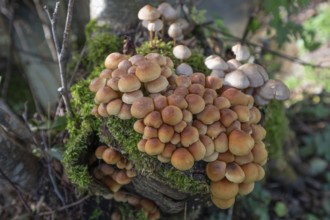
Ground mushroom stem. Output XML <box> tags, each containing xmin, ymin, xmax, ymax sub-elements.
<box><xmin>161</xmin><ymin>16</ymin><xmax>165</xmax><ymax>40</ymax></box>
<box><xmin>153</xmin><ymin>31</ymin><xmax>159</xmax><ymax>48</ymax></box>
<box><xmin>149</xmin><ymin>31</ymin><xmax>153</xmax><ymax>47</ymax></box>
<box><xmin>173</xmin><ymin>38</ymin><xmax>176</xmax><ymax>46</ymax></box>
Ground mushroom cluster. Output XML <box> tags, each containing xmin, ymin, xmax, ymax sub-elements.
<box><xmin>138</xmin><ymin>3</ymin><xmax>190</xmax><ymax>46</ymax></box>
<box><xmin>111</xmin><ymin>191</ymin><xmax>160</xmax><ymax>220</ymax></box>
<box><xmin>93</xmin><ymin>145</ymin><xmax>137</xmax><ymax>192</ymax></box>
<box><xmin>205</xmin><ymin>44</ymin><xmax>290</xmax><ymax>106</ymax></box>
<box><xmin>88</xmin><ymin>50</ymin><xmax>273</xmax><ymax>210</ymax></box>
<box><xmin>89</xmin><ymin>52</ymin><xmax>174</xmax><ymax>119</ymax></box>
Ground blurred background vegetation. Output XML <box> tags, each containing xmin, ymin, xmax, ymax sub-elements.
<box><xmin>1</xmin><ymin>0</ymin><xmax>330</xmax><ymax>219</ymax></box>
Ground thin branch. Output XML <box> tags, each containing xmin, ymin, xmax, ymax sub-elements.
<box><xmin>38</xmin><ymin>195</ymin><xmax>90</xmax><ymax>216</ymax></box>
<box><xmin>0</xmin><ymin>167</ymin><xmax>33</xmax><ymax>214</ymax></box>
<box><xmin>44</xmin><ymin>1</ymin><xmax>74</xmax><ymax>117</ymax></box>
<box><xmin>203</xmin><ymin>22</ymin><xmax>330</xmax><ymax>69</ymax></box>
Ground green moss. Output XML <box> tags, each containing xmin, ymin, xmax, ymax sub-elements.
<box><xmin>84</xmin><ymin>20</ymin><xmax>122</xmax><ymax>71</ymax></box>
<box><xmin>264</xmin><ymin>100</ymin><xmax>289</xmax><ymax>158</ymax></box>
<box><xmin>186</xmin><ymin>53</ymin><xmax>209</xmax><ymax>74</ymax></box>
<box><xmin>161</xmin><ymin>168</ymin><xmax>209</xmax><ymax>194</ymax></box>
<box><xmin>100</xmin><ymin>116</ymin><xmax>207</xmax><ymax>194</ymax></box>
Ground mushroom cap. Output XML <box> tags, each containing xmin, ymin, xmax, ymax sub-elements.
<box><xmin>171</xmin><ymin>148</ymin><xmax>194</xmax><ymax>171</ymax></box>
<box><xmin>145</xmin><ymin>76</ymin><xmax>169</xmax><ymax>93</ymax></box>
<box><xmin>168</xmin><ymin>23</ymin><xmax>183</xmax><ymax>38</ymax></box>
<box><xmin>219</xmin><ymin>109</ymin><xmax>237</xmax><ymax>127</ymax></box>
<box><xmin>129</xmin><ymin>54</ymin><xmax>145</xmax><ymax>65</ymax></box>
<box><xmin>103</xmin><ymin>177</ymin><xmax>122</xmax><ymax>192</ymax></box>
<box><xmin>203</xmin><ymin>152</ymin><xmax>220</xmax><ymax>162</ymax></box>
<box><xmin>161</xmin><ymin>143</ymin><xmax>176</xmax><ymax>158</ymax></box>
<box><xmin>102</xmin><ymin>148</ymin><xmax>122</xmax><ymax>164</ymax></box>
<box><xmin>205</xmin><ymin>55</ymin><xmax>228</xmax><ymax>70</ymax></box>
<box><xmin>113</xmin><ymin>170</ymin><xmax>131</xmax><ymax>185</ymax></box>
<box><xmin>214</xmin><ymin>132</ymin><xmax>229</xmax><ymax>153</ymax></box>
<box><xmin>145</xmin><ymin>138</ymin><xmax>165</xmax><ymax>156</ymax></box>
<box><xmin>135</xmin><ymin>60</ymin><xmax>161</xmax><ymax>82</ymax></box>
<box><xmin>223</xmin><ymin>69</ymin><xmax>250</xmax><ymax>89</ymax></box>
<box><xmin>95</xmin><ymin>145</ymin><xmax>108</xmax><ymax>159</ymax></box>
<box><xmin>188</xmin><ymin>140</ymin><xmax>206</xmax><ymax>161</ymax></box>
<box><xmin>188</xmin><ymin>84</ymin><xmax>205</xmax><ymax>96</ymax></box>
<box><xmin>210</xmin><ymin>69</ymin><xmax>225</xmax><ymax>78</ymax></box>
<box><xmin>257</xmin><ymin>79</ymin><xmax>290</xmax><ymax>101</ymax></box>
<box><xmin>227</xmin><ymin>59</ymin><xmax>242</xmax><ymax>71</ymax></box>
<box><xmin>232</xmin><ymin>43</ymin><xmax>250</xmax><ymax>61</ymax></box>
<box><xmin>228</xmin><ymin>129</ymin><xmax>255</xmax><ymax>156</ymax></box>
<box><xmin>138</xmin><ymin>4</ymin><xmax>160</xmax><ymax>21</ymax></box>
<box><xmin>176</xmin><ymin>63</ymin><xmax>193</xmax><ymax>75</ymax></box>
<box><xmin>117</xmin><ymin>103</ymin><xmax>132</xmax><ymax>120</ymax></box>
<box><xmin>95</xmin><ymin>86</ymin><xmax>119</xmax><ymax>104</ymax></box>
<box><xmin>197</xmin><ymin>105</ymin><xmax>220</xmax><ymax>125</ymax></box>
<box><xmin>89</xmin><ymin>77</ymin><xmax>106</xmax><ymax>92</ymax></box>
<box><xmin>189</xmin><ymin>72</ymin><xmax>206</xmax><ymax>86</ymax></box>
<box><xmin>192</xmin><ymin>120</ymin><xmax>207</xmax><ymax>135</ymax></box>
<box><xmin>175</xmin><ymin>18</ymin><xmax>190</xmax><ymax>32</ymax></box>
<box><xmin>157</xmin><ymin>2</ymin><xmax>178</xmax><ymax>21</ymax></box>
<box><xmin>173</xmin><ymin>45</ymin><xmax>192</xmax><ymax>60</ymax></box>
<box><xmin>206</xmin><ymin>160</ymin><xmax>226</xmax><ymax>181</ymax></box>
<box><xmin>185</xmin><ymin>94</ymin><xmax>205</xmax><ymax>114</ymax></box>
<box><xmin>144</xmin><ymin>111</ymin><xmax>163</xmax><ymax>128</ymax></box>
<box><xmin>133</xmin><ymin>119</ymin><xmax>145</xmax><ymax>134</ymax></box>
<box><xmin>161</xmin><ymin>105</ymin><xmax>183</xmax><ymax>125</ymax></box>
<box><xmin>118</xmin><ymin>74</ymin><xmax>141</xmax><ymax>92</ymax></box>
<box><xmin>145</xmin><ymin>53</ymin><xmax>167</xmax><ymax>66</ymax></box>
<box><xmin>97</xmin><ymin>104</ymin><xmax>109</xmax><ymax>117</ymax></box>
<box><xmin>180</xmin><ymin>126</ymin><xmax>199</xmax><ymax>147</ymax></box>
<box><xmin>211</xmin><ymin>197</ymin><xmax>235</xmax><ymax>209</ymax></box>
<box><xmin>251</xmin><ymin>124</ymin><xmax>266</xmax><ymax>141</ymax></box>
<box><xmin>241</xmin><ymin>163</ymin><xmax>259</xmax><ymax>183</ymax></box>
<box><xmin>210</xmin><ymin>179</ymin><xmax>238</xmax><ymax>200</ymax></box>
<box><xmin>238</xmin><ymin>63</ymin><xmax>269</xmax><ymax>87</ymax></box>
<box><xmin>205</xmin><ymin>76</ymin><xmax>223</xmax><ymax>90</ymax></box>
<box><xmin>232</xmin><ymin>105</ymin><xmax>251</xmax><ymax>123</ymax></box>
<box><xmin>153</xmin><ymin>95</ymin><xmax>168</xmax><ymax>111</ymax></box>
<box><xmin>104</xmin><ymin>52</ymin><xmax>126</xmax><ymax>70</ymax></box>
<box><xmin>253</xmin><ymin>94</ymin><xmax>270</xmax><ymax>106</ymax></box>
<box><xmin>206</xmin><ymin>121</ymin><xmax>225</xmax><ymax>139</ymax></box>
<box><xmin>221</xmin><ymin>88</ymin><xmax>251</xmax><ymax>106</ymax></box>
<box><xmin>147</xmin><ymin>19</ymin><xmax>163</xmax><ymax>32</ymax></box>
<box><xmin>225</xmin><ymin>162</ymin><xmax>246</xmax><ymax>183</ymax></box>
<box><xmin>167</xmin><ymin>94</ymin><xmax>188</xmax><ymax>109</ymax></box>
<box><xmin>200</xmin><ymin>135</ymin><xmax>215</xmax><ymax>157</ymax></box>
<box><xmin>238</xmin><ymin>182</ymin><xmax>255</xmax><ymax>195</ymax></box>
<box><xmin>106</xmin><ymin>99</ymin><xmax>123</xmax><ymax>116</ymax></box>
<box><xmin>131</xmin><ymin>97</ymin><xmax>154</xmax><ymax>118</ymax></box>
<box><xmin>118</xmin><ymin>59</ymin><xmax>132</xmax><ymax>71</ymax></box>
<box><xmin>99</xmin><ymin>69</ymin><xmax>113</xmax><ymax>79</ymax></box>
<box><xmin>175</xmin><ymin>75</ymin><xmax>192</xmax><ymax>88</ymax></box>
<box><xmin>107</xmin><ymin>77</ymin><xmax>120</xmax><ymax>91</ymax></box>
<box><xmin>218</xmin><ymin>151</ymin><xmax>235</xmax><ymax>163</ymax></box>
<box><xmin>122</xmin><ymin>90</ymin><xmax>143</xmax><ymax>104</ymax></box>
<box><xmin>251</xmin><ymin>142</ymin><xmax>268</xmax><ymax>164</ymax></box>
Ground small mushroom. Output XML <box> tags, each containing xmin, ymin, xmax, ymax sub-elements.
<box><xmin>205</xmin><ymin>55</ymin><xmax>228</xmax><ymax>71</ymax></box>
<box><xmin>232</xmin><ymin>43</ymin><xmax>250</xmax><ymax>61</ymax></box>
<box><xmin>238</xmin><ymin>63</ymin><xmax>269</xmax><ymax>87</ymax></box>
<box><xmin>257</xmin><ymin>79</ymin><xmax>290</xmax><ymax>101</ymax></box>
<box><xmin>171</xmin><ymin>148</ymin><xmax>194</xmax><ymax>171</ymax></box>
<box><xmin>210</xmin><ymin>179</ymin><xmax>238</xmax><ymax>200</ymax></box>
<box><xmin>173</xmin><ymin>45</ymin><xmax>191</xmax><ymax>62</ymax></box>
<box><xmin>168</xmin><ymin>23</ymin><xmax>183</xmax><ymax>45</ymax></box>
<box><xmin>223</xmin><ymin>70</ymin><xmax>250</xmax><ymax>89</ymax></box>
<box><xmin>176</xmin><ymin>63</ymin><xmax>193</xmax><ymax>75</ymax></box>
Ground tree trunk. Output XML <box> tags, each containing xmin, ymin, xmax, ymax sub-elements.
<box><xmin>0</xmin><ymin>100</ymin><xmax>42</xmax><ymax>193</ymax></box>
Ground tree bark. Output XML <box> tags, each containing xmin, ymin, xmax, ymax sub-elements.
<box><xmin>0</xmin><ymin>100</ymin><xmax>42</xmax><ymax>193</ymax></box>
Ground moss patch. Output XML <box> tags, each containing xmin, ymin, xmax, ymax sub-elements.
<box><xmin>264</xmin><ymin>100</ymin><xmax>289</xmax><ymax>158</ymax></box>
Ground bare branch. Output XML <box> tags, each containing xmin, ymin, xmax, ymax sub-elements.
<box><xmin>44</xmin><ymin>1</ymin><xmax>74</xmax><ymax>117</ymax></box>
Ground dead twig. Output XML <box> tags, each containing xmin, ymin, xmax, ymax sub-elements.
<box><xmin>44</xmin><ymin>1</ymin><xmax>74</xmax><ymax>117</ymax></box>
<box><xmin>38</xmin><ymin>195</ymin><xmax>90</xmax><ymax>216</ymax></box>
<box><xmin>0</xmin><ymin>167</ymin><xmax>33</xmax><ymax>214</ymax></box>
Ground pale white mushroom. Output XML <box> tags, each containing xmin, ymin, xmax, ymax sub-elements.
<box><xmin>257</xmin><ymin>79</ymin><xmax>290</xmax><ymax>101</ymax></box>
<box><xmin>227</xmin><ymin>59</ymin><xmax>242</xmax><ymax>71</ymax></box>
<box><xmin>176</xmin><ymin>63</ymin><xmax>193</xmax><ymax>75</ymax></box>
<box><xmin>210</xmin><ymin>69</ymin><xmax>225</xmax><ymax>78</ymax></box>
<box><xmin>157</xmin><ymin>2</ymin><xmax>178</xmax><ymax>22</ymax></box>
<box><xmin>138</xmin><ymin>5</ymin><xmax>161</xmax><ymax>44</ymax></box>
<box><xmin>232</xmin><ymin>43</ymin><xmax>250</xmax><ymax>61</ymax></box>
<box><xmin>173</xmin><ymin>45</ymin><xmax>191</xmax><ymax>62</ymax></box>
<box><xmin>204</xmin><ymin>55</ymin><xmax>228</xmax><ymax>71</ymax></box>
<box><xmin>223</xmin><ymin>70</ymin><xmax>250</xmax><ymax>89</ymax></box>
<box><xmin>168</xmin><ymin>23</ymin><xmax>183</xmax><ymax>46</ymax></box>
<box><xmin>253</xmin><ymin>94</ymin><xmax>270</xmax><ymax>106</ymax></box>
<box><xmin>238</xmin><ymin>63</ymin><xmax>269</xmax><ymax>87</ymax></box>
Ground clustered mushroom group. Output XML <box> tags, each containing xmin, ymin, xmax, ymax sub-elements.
<box><xmin>87</xmin><ymin>2</ymin><xmax>291</xmax><ymax>217</ymax></box>
<box><xmin>138</xmin><ymin>3</ymin><xmax>190</xmax><ymax>46</ymax></box>
<box><xmin>93</xmin><ymin>145</ymin><xmax>160</xmax><ymax>220</ymax></box>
